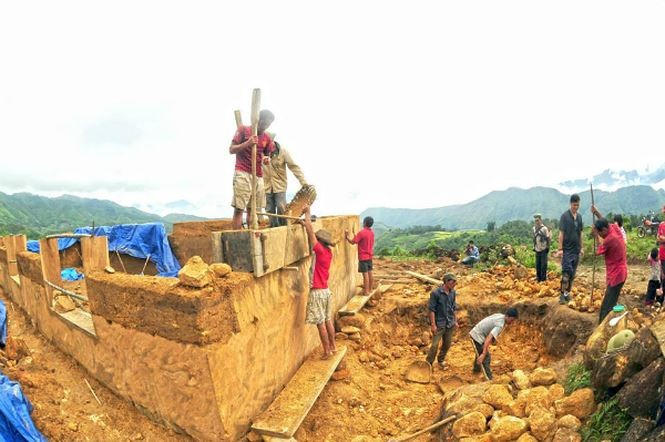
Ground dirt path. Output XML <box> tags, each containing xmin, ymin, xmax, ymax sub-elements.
<box><xmin>0</xmin><ymin>287</ymin><xmax>190</xmax><ymax>442</ymax></box>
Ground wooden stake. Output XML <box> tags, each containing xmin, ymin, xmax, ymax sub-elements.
<box><xmin>250</xmin><ymin>89</ymin><xmax>261</xmax><ymax>230</ymax></box>
<box><xmin>84</xmin><ymin>378</ymin><xmax>102</xmax><ymax>406</ymax></box>
<box><xmin>234</xmin><ymin>110</ymin><xmax>243</xmax><ymax>128</ymax></box>
<box><xmin>590</xmin><ymin>183</ymin><xmax>597</xmax><ymax>305</ymax></box>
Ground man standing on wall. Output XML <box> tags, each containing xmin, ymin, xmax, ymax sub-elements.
<box><xmin>591</xmin><ymin>204</ymin><xmax>628</xmax><ymax>323</ymax></box>
<box><xmin>533</xmin><ymin>214</ymin><xmax>551</xmax><ymax>282</ymax></box>
<box><xmin>555</xmin><ymin>194</ymin><xmax>583</xmax><ymax>304</ymax></box>
<box><xmin>264</xmin><ymin>139</ymin><xmax>309</xmax><ymax>227</ymax></box>
<box><xmin>345</xmin><ymin>216</ymin><xmax>375</xmax><ymax>296</ymax></box>
<box><xmin>229</xmin><ymin>110</ymin><xmax>275</xmax><ymax>230</ymax></box>
<box><xmin>426</xmin><ymin>273</ymin><xmax>458</xmax><ymax>369</ymax></box>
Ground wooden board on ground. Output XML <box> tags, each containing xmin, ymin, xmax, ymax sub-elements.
<box><xmin>405</xmin><ymin>270</ymin><xmax>441</xmax><ymax>285</ymax></box>
<box><xmin>251</xmin><ymin>346</ymin><xmax>347</xmax><ymax>438</ymax></box>
<box><xmin>337</xmin><ymin>284</ymin><xmax>391</xmax><ymax>316</ymax></box>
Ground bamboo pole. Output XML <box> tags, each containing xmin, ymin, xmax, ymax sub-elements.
<box><xmin>590</xmin><ymin>183</ymin><xmax>597</xmax><ymax>305</ymax></box>
<box><xmin>234</xmin><ymin>110</ymin><xmax>242</xmax><ymax>128</ymax></box>
<box><xmin>250</xmin><ymin>89</ymin><xmax>261</xmax><ymax>230</ymax></box>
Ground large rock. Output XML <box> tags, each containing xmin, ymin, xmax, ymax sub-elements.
<box><xmin>554</xmin><ymin>388</ymin><xmax>595</xmax><ymax>419</ymax></box>
<box><xmin>528</xmin><ymin>406</ymin><xmax>557</xmax><ymax>441</ymax></box>
<box><xmin>53</xmin><ymin>293</ymin><xmax>76</xmax><ymax>313</ymax></box>
<box><xmin>489</xmin><ymin>416</ymin><xmax>528</xmax><ymax>442</ymax></box>
<box><xmin>459</xmin><ymin>435</ymin><xmax>492</xmax><ymax>442</ymax></box>
<box><xmin>482</xmin><ymin>384</ymin><xmax>513</xmax><ymax>409</ymax></box>
<box><xmin>4</xmin><ymin>337</ymin><xmax>30</xmax><ymax>361</ymax></box>
<box><xmin>472</xmin><ymin>403</ymin><xmax>494</xmax><ymax>419</ymax></box>
<box><xmin>336</xmin><ymin>313</ymin><xmax>367</xmax><ymax>330</ymax></box>
<box><xmin>549</xmin><ymin>383</ymin><xmax>565</xmax><ymax>401</ymax></box>
<box><xmin>502</xmin><ymin>400</ymin><xmax>526</xmax><ymax>418</ymax></box>
<box><xmin>543</xmin><ymin>306</ymin><xmax>597</xmax><ymax>358</ymax></box>
<box><xmin>516</xmin><ymin>386</ymin><xmax>552</xmax><ymax>415</ymax></box>
<box><xmin>209</xmin><ymin>263</ymin><xmax>232</xmax><ymax>278</ymax></box>
<box><xmin>516</xmin><ymin>434</ymin><xmax>538</xmax><ymax>442</ymax></box>
<box><xmin>556</xmin><ymin>415</ymin><xmax>581</xmax><ymax>431</ymax></box>
<box><xmin>620</xmin><ymin>417</ymin><xmax>655</xmax><ymax>442</ymax></box>
<box><xmin>177</xmin><ymin>256</ymin><xmax>212</xmax><ymax>288</ymax></box>
<box><xmin>452</xmin><ymin>412</ymin><xmax>487</xmax><ymax>439</ymax></box>
<box><xmin>616</xmin><ymin>357</ymin><xmax>665</xmax><ymax>417</ymax></box>
<box><xmin>446</xmin><ymin>395</ymin><xmax>485</xmax><ymax>416</ymax></box>
<box><xmin>640</xmin><ymin>424</ymin><xmax>665</xmax><ymax>442</ymax></box>
<box><xmin>512</xmin><ymin>369</ymin><xmax>531</xmax><ymax>390</ymax></box>
<box><xmin>529</xmin><ymin>367</ymin><xmax>558</xmax><ymax>386</ymax></box>
<box><xmin>585</xmin><ymin>311</ymin><xmax>639</xmax><ymax>368</ymax></box>
<box><xmin>552</xmin><ymin>428</ymin><xmax>582</xmax><ymax>442</ymax></box>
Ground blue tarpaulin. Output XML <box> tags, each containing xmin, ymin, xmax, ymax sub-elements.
<box><xmin>61</xmin><ymin>268</ymin><xmax>84</xmax><ymax>281</ymax></box>
<box><xmin>0</xmin><ymin>372</ymin><xmax>47</xmax><ymax>442</ymax></box>
<box><xmin>0</xmin><ymin>300</ymin><xmax>6</xmax><ymax>348</ymax></box>
<box><xmin>26</xmin><ymin>223</ymin><xmax>181</xmax><ymax>277</ymax></box>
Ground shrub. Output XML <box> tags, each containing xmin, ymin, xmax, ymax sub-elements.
<box><xmin>580</xmin><ymin>397</ymin><xmax>631</xmax><ymax>442</ymax></box>
<box><xmin>564</xmin><ymin>362</ymin><xmax>591</xmax><ymax>395</ymax></box>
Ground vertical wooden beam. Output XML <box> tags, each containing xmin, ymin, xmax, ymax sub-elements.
<box><xmin>39</xmin><ymin>238</ymin><xmax>62</xmax><ymax>304</ymax></box>
<box><xmin>234</xmin><ymin>110</ymin><xmax>243</xmax><ymax>129</ymax></box>
<box><xmin>81</xmin><ymin>236</ymin><xmax>110</xmax><ymax>274</ymax></box>
<box><xmin>250</xmin><ymin>88</ymin><xmax>261</xmax><ymax>230</ymax></box>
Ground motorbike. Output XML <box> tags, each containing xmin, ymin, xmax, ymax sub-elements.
<box><xmin>637</xmin><ymin>214</ymin><xmax>660</xmax><ymax>238</ymax></box>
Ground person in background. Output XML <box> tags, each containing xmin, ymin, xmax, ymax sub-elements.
<box><xmin>301</xmin><ymin>205</ymin><xmax>337</xmax><ymax>359</ymax></box>
<box><xmin>646</xmin><ymin>248</ymin><xmax>663</xmax><ymax>307</ymax></box>
<box><xmin>613</xmin><ymin>214</ymin><xmax>627</xmax><ymax>243</ymax></box>
<box><xmin>345</xmin><ymin>216</ymin><xmax>375</xmax><ymax>295</ymax></box>
<box><xmin>591</xmin><ymin>204</ymin><xmax>628</xmax><ymax>323</ymax></box>
<box><xmin>658</xmin><ymin>205</ymin><xmax>665</xmax><ymax>289</ymax></box>
<box><xmin>461</xmin><ymin>241</ymin><xmax>480</xmax><ymax>266</ymax></box>
<box><xmin>229</xmin><ymin>110</ymin><xmax>275</xmax><ymax>229</ymax></box>
<box><xmin>532</xmin><ymin>214</ymin><xmax>551</xmax><ymax>282</ymax></box>
<box><xmin>555</xmin><ymin>194</ymin><xmax>584</xmax><ymax>304</ymax></box>
<box><xmin>426</xmin><ymin>273</ymin><xmax>458</xmax><ymax>369</ymax></box>
<box><xmin>264</xmin><ymin>139</ymin><xmax>309</xmax><ymax>227</ymax></box>
<box><xmin>469</xmin><ymin>307</ymin><xmax>519</xmax><ymax>380</ymax></box>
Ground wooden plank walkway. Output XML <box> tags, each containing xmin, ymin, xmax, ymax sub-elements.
<box><xmin>338</xmin><ymin>284</ymin><xmax>391</xmax><ymax>316</ymax></box>
<box><xmin>251</xmin><ymin>346</ymin><xmax>348</xmax><ymax>438</ymax></box>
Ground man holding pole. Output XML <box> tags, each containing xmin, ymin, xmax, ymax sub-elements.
<box><xmin>591</xmin><ymin>204</ymin><xmax>628</xmax><ymax>323</ymax></box>
<box><xmin>229</xmin><ymin>109</ymin><xmax>275</xmax><ymax>230</ymax></box>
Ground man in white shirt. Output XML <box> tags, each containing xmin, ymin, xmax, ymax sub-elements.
<box><xmin>469</xmin><ymin>307</ymin><xmax>519</xmax><ymax>380</ymax></box>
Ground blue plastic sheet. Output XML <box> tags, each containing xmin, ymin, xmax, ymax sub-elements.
<box><xmin>0</xmin><ymin>300</ymin><xmax>6</xmax><ymax>348</ymax></box>
<box><xmin>61</xmin><ymin>268</ymin><xmax>84</xmax><ymax>281</ymax></box>
<box><xmin>0</xmin><ymin>373</ymin><xmax>47</xmax><ymax>442</ymax></box>
<box><xmin>26</xmin><ymin>223</ymin><xmax>181</xmax><ymax>277</ymax></box>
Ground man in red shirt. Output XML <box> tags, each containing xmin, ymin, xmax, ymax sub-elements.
<box><xmin>302</xmin><ymin>205</ymin><xmax>337</xmax><ymax>359</ymax></box>
<box><xmin>229</xmin><ymin>109</ymin><xmax>275</xmax><ymax>229</ymax></box>
<box><xmin>658</xmin><ymin>205</ymin><xmax>665</xmax><ymax>288</ymax></box>
<box><xmin>591</xmin><ymin>205</ymin><xmax>628</xmax><ymax>323</ymax></box>
<box><xmin>345</xmin><ymin>216</ymin><xmax>375</xmax><ymax>295</ymax></box>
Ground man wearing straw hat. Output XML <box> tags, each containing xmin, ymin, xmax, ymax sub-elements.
<box><xmin>301</xmin><ymin>205</ymin><xmax>337</xmax><ymax>359</ymax></box>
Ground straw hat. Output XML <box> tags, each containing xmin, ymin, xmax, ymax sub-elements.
<box><xmin>315</xmin><ymin>229</ymin><xmax>335</xmax><ymax>246</ymax></box>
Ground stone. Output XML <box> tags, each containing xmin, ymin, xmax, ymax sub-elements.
<box><xmin>53</xmin><ymin>293</ymin><xmax>76</xmax><ymax>313</ymax></box>
<box><xmin>620</xmin><ymin>417</ymin><xmax>655</xmax><ymax>442</ymax></box>
<box><xmin>516</xmin><ymin>386</ymin><xmax>551</xmax><ymax>414</ymax></box>
<box><xmin>617</xmin><ymin>357</ymin><xmax>665</xmax><ymax>417</ymax></box>
<box><xmin>348</xmin><ymin>333</ymin><xmax>362</xmax><ymax>342</ymax></box>
<box><xmin>529</xmin><ymin>367</ymin><xmax>558</xmax><ymax>386</ymax></box>
<box><xmin>529</xmin><ymin>406</ymin><xmax>557</xmax><ymax>441</ymax></box>
<box><xmin>452</xmin><ymin>412</ymin><xmax>487</xmax><ymax>439</ymax></box>
<box><xmin>332</xmin><ymin>369</ymin><xmax>350</xmax><ymax>381</ymax></box>
<box><xmin>512</xmin><ymin>369</ymin><xmax>531</xmax><ymax>390</ymax></box>
<box><xmin>446</xmin><ymin>395</ymin><xmax>484</xmax><ymax>415</ymax></box>
<box><xmin>549</xmin><ymin>383</ymin><xmax>565</xmax><ymax>401</ymax></box>
<box><xmin>482</xmin><ymin>384</ymin><xmax>513</xmax><ymax>409</ymax></box>
<box><xmin>472</xmin><ymin>403</ymin><xmax>495</xmax><ymax>419</ymax></box>
<box><xmin>516</xmin><ymin>433</ymin><xmax>538</xmax><ymax>442</ymax></box>
<box><xmin>489</xmin><ymin>416</ymin><xmax>528</xmax><ymax>442</ymax></box>
<box><xmin>5</xmin><ymin>337</ymin><xmax>30</xmax><ymax>361</ymax></box>
<box><xmin>336</xmin><ymin>313</ymin><xmax>366</xmax><ymax>330</ymax></box>
<box><xmin>335</xmin><ymin>332</ymin><xmax>348</xmax><ymax>340</ymax></box>
<box><xmin>104</xmin><ymin>266</ymin><xmax>115</xmax><ymax>273</ymax></box>
<box><xmin>640</xmin><ymin>423</ymin><xmax>665</xmax><ymax>442</ymax></box>
<box><xmin>209</xmin><ymin>263</ymin><xmax>232</xmax><ymax>278</ymax></box>
<box><xmin>556</xmin><ymin>415</ymin><xmax>581</xmax><ymax>431</ymax></box>
<box><xmin>502</xmin><ymin>400</ymin><xmax>525</xmax><ymax>418</ymax></box>
<box><xmin>67</xmin><ymin>422</ymin><xmax>79</xmax><ymax>431</ymax></box>
<box><xmin>341</xmin><ymin>326</ymin><xmax>361</xmax><ymax>334</ymax></box>
<box><xmin>554</xmin><ymin>388</ymin><xmax>595</xmax><ymax>419</ymax></box>
<box><xmin>177</xmin><ymin>256</ymin><xmax>212</xmax><ymax>288</ymax></box>
<box><xmin>460</xmin><ymin>435</ymin><xmax>492</xmax><ymax>442</ymax></box>
<box><xmin>552</xmin><ymin>427</ymin><xmax>582</xmax><ymax>442</ymax></box>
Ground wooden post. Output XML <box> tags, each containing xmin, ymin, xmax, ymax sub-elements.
<box><xmin>590</xmin><ymin>183</ymin><xmax>596</xmax><ymax>304</ymax></box>
<box><xmin>80</xmin><ymin>236</ymin><xmax>110</xmax><ymax>274</ymax></box>
<box><xmin>250</xmin><ymin>88</ymin><xmax>261</xmax><ymax>230</ymax></box>
<box><xmin>234</xmin><ymin>110</ymin><xmax>243</xmax><ymax>129</ymax></box>
<box><xmin>39</xmin><ymin>238</ymin><xmax>62</xmax><ymax>304</ymax></box>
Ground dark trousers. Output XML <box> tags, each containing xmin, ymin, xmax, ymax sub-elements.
<box><xmin>535</xmin><ymin>250</ymin><xmax>548</xmax><ymax>281</ymax></box>
<box><xmin>599</xmin><ymin>281</ymin><xmax>625</xmax><ymax>323</ymax></box>
<box><xmin>265</xmin><ymin>192</ymin><xmax>287</xmax><ymax>227</ymax></box>
<box><xmin>426</xmin><ymin>327</ymin><xmax>454</xmax><ymax>364</ymax></box>
<box><xmin>561</xmin><ymin>251</ymin><xmax>580</xmax><ymax>292</ymax></box>
<box><xmin>471</xmin><ymin>338</ymin><xmax>492</xmax><ymax>380</ymax></box>
<box><xmin>646</xmin><ymin>280</ymin><xmax>662</xmax><ymax>304</ymax></box>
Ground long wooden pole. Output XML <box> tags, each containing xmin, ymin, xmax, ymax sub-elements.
<box><xmin>388</xmin><ymin>415</ymin><xmax>457</xmax><ymax>442</ymax></box>
<box><xmin>250</xmin><ymin>89</ymin><xmax>261</xmax><ymax>230</ymax></box>
<box><xmin>590</xmin><ymin>183</ymin><xmax>597</xmax><ymax>304</ymax></box>
<box><xmin>234</xmin><ymin>110</ymin><xmax>242</xmax><ymax>129</ymax></box>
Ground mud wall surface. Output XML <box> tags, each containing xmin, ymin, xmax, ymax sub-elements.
<box><xmin>169</xmin><ymin>219</ymin><xmax>234</xmax><ymax>265</ymax></box>
<box><xmin>17</xmin><ymin>251</ymin><xmax>43</xmax><ymax>286</ymax></box>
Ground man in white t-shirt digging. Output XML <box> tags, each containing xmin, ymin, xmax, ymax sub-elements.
<box><xmin>469</xmin><ymin>307</ymin><xmax>519</xmax><ymax>380</ymax></box>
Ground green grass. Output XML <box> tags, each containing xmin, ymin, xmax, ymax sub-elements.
<box><xmin>564</xmin><ymin>362</ymin><xmax>592</xmax><ymax>395</ymax></box>
<box><xmin>580</xmin><ymin>398</ymin><xmax>632</xmax><ymax>442</ymax></box>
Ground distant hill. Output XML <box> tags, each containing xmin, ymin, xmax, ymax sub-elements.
<box><xmin>0</xmin><ymin>192</ymin><xmax>206</xmax><ymax>237</ymax></box>
<box><xmin>361</xmin><ymin>185</ymin><xmax>665</xmax><ymax>229</ymax></box>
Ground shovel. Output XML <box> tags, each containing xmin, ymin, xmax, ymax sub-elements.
<box><xmin>405</xmin><ymin>360</ymin><xmax>432</xmax><ymax>384</ymax></box>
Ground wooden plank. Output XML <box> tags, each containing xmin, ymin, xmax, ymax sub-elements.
<box><xmin>40</xmin><ymin>238</ymin><xmax>62</xmax><ymax>305</ymax></box>
<box><xmin>405</xmin><ymin>271</ymin><xmax>441</xmax><ymax>285</ymax></box>
<box><xmin>56</xmin><ymin>309</ymin><xmax>97</xmax><ymax>337</ymax></box>
<box><xmin>251</xmin><ymin>346</ymin><xmax>347</xmax><ymax>438</ymax></box>
<box><xmin>221</xmin><ymin>231</ymin><xmax>254</xmax><ymax>272</ymax></box>
<box><xmin>81</xmin><ymin>236</ymin><xmax>110</xmax><ymax>274</ymax></box>
<box><xmin>211</xmin><ymin>231</ymin><xmax>224</xmax><ymax>263</ymax></box>
<box><xmin>337</xmin><ymin>284</ymin><xmax>391</xmax><ymax>316</ymax></box>
<box><xmin>6</xmin><ymin>235</ymin><xmax>26</xmax><ymax>276</ymax></box>
<box><xmin>252</xmin><ymin>227</ymin><xmax>289</xmax><ymax>277</ymax></box>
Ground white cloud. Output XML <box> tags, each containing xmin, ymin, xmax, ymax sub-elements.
<box><xmin>1</xmin><ymin>0</ymin><xmax>664</xmax><ymax>218</ymax></box>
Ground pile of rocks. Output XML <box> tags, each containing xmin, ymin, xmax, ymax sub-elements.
<box><xmin>441</xmin><ymin>368</ymin><xmax>593</xmax><ymax>442</ymax></box>
<box><xmin>177</xmin><ymin>256</ymin><xmax>232</xmax><ymax>288</ymax></box>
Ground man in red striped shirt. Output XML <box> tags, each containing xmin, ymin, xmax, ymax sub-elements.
<box><xmin>345</xmin><ymin>216</ymin><xmax>375</xmax><ymax>295</ymax></box>
<box><xmin>229</xmin><ymin>110</ymin><xmax>275</xmax><ymax>229</ymax></box>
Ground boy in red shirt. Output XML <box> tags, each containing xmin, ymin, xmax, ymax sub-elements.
<box><xmin>345</xmin><ymin>216</ymin><xmax>375</xmax><ymax>295</ymax></box>
<box><xmin>302</xmin><ymin>205</ymin><xmax>337</xmax><ymax>359</ymax></box>
<box><xmin>229</xmin><ymin>109</ymin><xmax>275</xmax><ymax>230</ymax></box>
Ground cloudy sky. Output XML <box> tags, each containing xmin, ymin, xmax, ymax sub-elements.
<box><xmin>1</xmin><ymin>1</ymin><xmax>664</xmax><ymax>217</ymax></box>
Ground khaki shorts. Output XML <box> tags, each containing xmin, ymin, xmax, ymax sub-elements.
<box><xmin>306</xmin><ymin>288</ymin><xmax>333</xmax><ymax>325</ymax></box>
<box><xmin>232</xmin><ymin>170</ymin><xmax>265</xmax><ymax>210</ymax></box>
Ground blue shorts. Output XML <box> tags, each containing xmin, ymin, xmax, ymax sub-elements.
<box><xmin>561</xmin><ymin>251</ymin><xmax>580</xmax><ymax>278</ymax></box>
